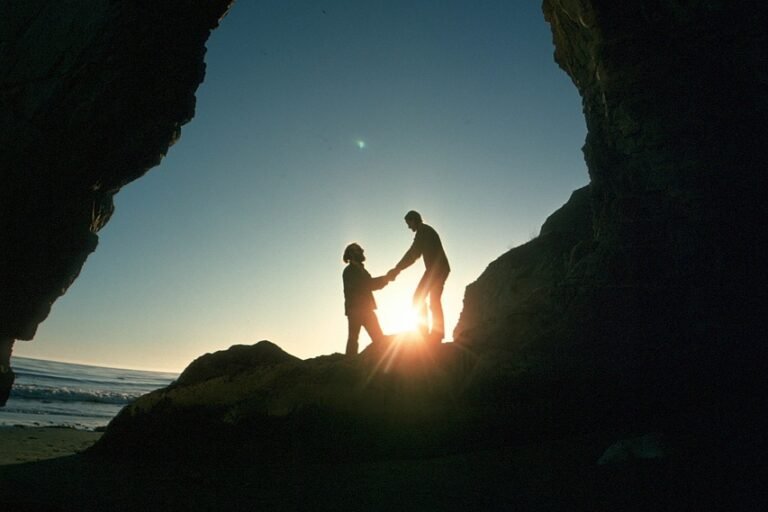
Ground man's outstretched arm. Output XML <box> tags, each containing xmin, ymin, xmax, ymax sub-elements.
<box><xmin>392</xmin><ymin>234</ymin><xmax>422</xmax><ymax>276</ymax></box>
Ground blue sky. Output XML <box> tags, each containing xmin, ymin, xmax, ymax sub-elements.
<box><xmin>16</xmin><ymin>1</ymin><xmax>587</xmax><ymax>372</ymax></box>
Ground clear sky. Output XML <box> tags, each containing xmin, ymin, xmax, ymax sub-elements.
<box><xmin>16</xmin><ymin>0</ymin><xmax>587</xmax><ymax>372</ymax></box>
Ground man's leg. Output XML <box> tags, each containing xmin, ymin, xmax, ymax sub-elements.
<box><xmin>428</xmin><ymin>277</ymin><xmax>447</xmax><ymax>343</ymax></box>
<box><xmin>414</xmin><ymin>275</ymin><xmax>430</xmax><ymax>339</ymax></box>
<box><xmin>362</xmin><ymin>310</ymin><xmax>385</xmax><ymax>347</ymax></box>
<box><xmin>346</xmin><ymin>316</ymin><xmax>362</xmax><ymax>355</ymax></box>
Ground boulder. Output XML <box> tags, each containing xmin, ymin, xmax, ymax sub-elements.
<box><xmin>175</xmin><ymin>341</ymin><xmax>301</xmax><ymax>386</ymax></box>
<box><xmin>453</xmin><ymin>184</ymin><xmax>593</xmax><ymax>348</ymax></box>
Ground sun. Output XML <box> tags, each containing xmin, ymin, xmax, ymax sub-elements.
<box><xmin>377</xmin><ymin>298</ymin><xmax>418</xmax><ymax>335</ymax></box>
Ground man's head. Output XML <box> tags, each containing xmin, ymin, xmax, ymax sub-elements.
<box><xmin>404</xmin><ymin>210</ymin><xmax>422</xmax><ymax>232</ymax></box>
<box><xmin>343</xmin><ymin>243</ymin><xmax>365</xmax><ymax>263</ymax></box>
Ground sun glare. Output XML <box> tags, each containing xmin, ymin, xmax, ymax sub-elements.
<box><xmin>377</xmin><ymin>298</ymin><xmax>419</xmax><ymax>335</ymax></box>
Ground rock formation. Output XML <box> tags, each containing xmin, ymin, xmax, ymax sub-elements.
<box><xmin>0</xmin><ymin>0</ymin><xmax>233</xmax><ymax>403</ymax></box>
<box><xmin>96</xmin><ymin>339</ymin><xmax>512</xmax><ymax>463</ymax></box>
<box><xmin>93</xmin><ymin>4</ymin><xmax>768</xmax><ymax>493</ymax></box>
<box><xmin>459</xmin><ymin>0</ymin><xmax>768</xmax><ymax>386</ymax></box>
<box><xmin>453</xmin><ymin>185</ymin><xmax>593</xmax><ymax>348</ymax></box>
<box><xmin>1</xmin><ymin>1</ymin><xmax>767</xmax><ymax>505</ymax></box>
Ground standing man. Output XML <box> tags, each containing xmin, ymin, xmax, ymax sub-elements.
<box><xmin>388</xmin><ymin>210</ymin><xmax>450</xmax><ymax>343</ymax></box>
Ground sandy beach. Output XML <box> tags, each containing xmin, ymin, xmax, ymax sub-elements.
<box><xmin>0</xmin><ymin>426</ymin><xmax>102</xmax><ymax>465</ymax></box>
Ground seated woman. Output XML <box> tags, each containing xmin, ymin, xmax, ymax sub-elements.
<box><xmin>342</xmin><ymin>243</ymin><xmax>393</xmax><ymax>355</ymax></box>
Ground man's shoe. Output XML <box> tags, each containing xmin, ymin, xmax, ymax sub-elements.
<box><xmin>429</xmin><ymin>332</ymin><xmax>444</xmax><ymax>345</ymax></box>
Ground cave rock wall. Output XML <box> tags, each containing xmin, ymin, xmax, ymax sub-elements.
<box><xmin>457</xmin><ymin>1</ymin><xmax>768</xmax><ymax>366</ymax></box>
<box><xmin>0</xmin><ymin>0</ymin><xmax>233</xmax><ymax>341</ymax></box>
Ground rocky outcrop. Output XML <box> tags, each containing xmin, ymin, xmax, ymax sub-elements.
<box><xmin>539</xmin><ymin>0</ymin><xmax>768</xmax><ymax>340</ymax></box>
<box><xmin>456</xmin><ymin>1</ymin><xmax>768</xmax><ymax>381</ymax></box>
<box><xmin>0</xmin><ymin>0</ymin><xmax>233</xmax><ymax>403</ymax></box>
<box><xmin>0</xmin><ymin>0</ymin><xmax>233</xmax><ymax>340</ymax></box>
<box><xmin>174</xmin><ymin>341</ymin><xmax>301</xmax><ymax>386</ymax></box>
<box><xmin>95</xmin><ymin>341</ymin><xmax>500</xmax><ymax>461</ymax></box>
<box><xmin>453</xmin><ymin>185</ymin><xmax>592</xmax><ymax>348</ymax></box>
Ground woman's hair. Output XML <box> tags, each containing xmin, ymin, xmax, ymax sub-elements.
<box><xmin>343</xmin><ymin>243</ymin><xmax>362</xmax><ymax>263</ymax></box>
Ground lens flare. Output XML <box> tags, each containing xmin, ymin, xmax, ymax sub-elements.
<box><xmin>377</xmin><ymin>300</ymin><xmax>418</xmax><ymax>335</ymax></box>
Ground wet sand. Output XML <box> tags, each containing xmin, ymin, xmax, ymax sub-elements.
<box><xmin>0</xmin><ymin>426</ymin><xmax>102</xmax><ymax>465</ymax></box>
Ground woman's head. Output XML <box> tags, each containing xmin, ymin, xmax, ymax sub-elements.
<box><xmin>343</xmin><ymin>243</ymin><xmax>365</xmax><ymax>263</ymax></box>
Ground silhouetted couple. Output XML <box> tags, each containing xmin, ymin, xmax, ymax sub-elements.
<box><xmin>342</xmin><ymin>210</ymin><xmax>450</xmax><ymax>355</ymax></box>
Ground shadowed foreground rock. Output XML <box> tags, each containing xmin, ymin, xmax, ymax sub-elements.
<box><xmin>89</xmin><ymin>336</ymin><xmax>764</xmax><ymax>511</ymax></box>
<box><xmin>96</xmin><ymin>339</ymin><xmax>505</xmax><ymax>461</ymax></box>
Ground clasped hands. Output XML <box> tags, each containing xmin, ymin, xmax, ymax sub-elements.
<box><xmin>386</xmin><ymin>268</ymin><xmax>400</xmax><ymax>282</ymax></box>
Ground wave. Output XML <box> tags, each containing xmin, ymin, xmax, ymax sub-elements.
<box><xmin>9</xmin><ymin>383</ymin><xmax>144</xmax><ymax>405</ymax></box>
<box><xmin>13</xmin><ymin>370</ymin><xmax>125</xmax><ymax>388</ymax></box>
<box><xmin>13</xmin><ymin>368</ymin><xmax>175</xmax><ymax>389</ymax></box>
<box><xmin>11</xmin><ymin>357</ymin><xmax>178</xmax><ymax>387</ymax></box>
<box><xmin>1</xmin><ymin>405</ymin><xmax>112</xmax><ymax>419</ymax></box>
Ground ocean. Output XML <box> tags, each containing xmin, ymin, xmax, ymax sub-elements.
<box><xmin>1</xmin><ymin>356</ymin><xmax>177</xmax><ymax>430</ymax></box>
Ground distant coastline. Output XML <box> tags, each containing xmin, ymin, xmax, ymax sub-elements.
<box><xmin>2</xmin><ymin>357</ymin><xmax>176</xmax><ymax>430</ymax></box>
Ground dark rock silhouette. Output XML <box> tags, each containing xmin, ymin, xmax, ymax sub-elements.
<box><xmin>175</xmin><ymin>341</ymin><xmax>300</xmax><ymax>386</ymax></box>
<box><xmin>1</xmin><ymin>1</ymin><xmax>767</xmax><ymax>509</ymax></box>
<box><xmin>0</xmin><ymin>0</ymin><xmax>234</xmax><ymax>403</ymax></box>
<box><xmin>539</xmin><ymin>1</ymin><xmax>767</xmax><ymax>371</ymax></box>
<box><xmin>454</xmin><ymin>185</ymin><xmax>593</xmax><ymax>348</ymax></box>
<box><xmin>96</xmin><ymin>340</ymin><xmax>485</xmax><ymax>463</ymax></box>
